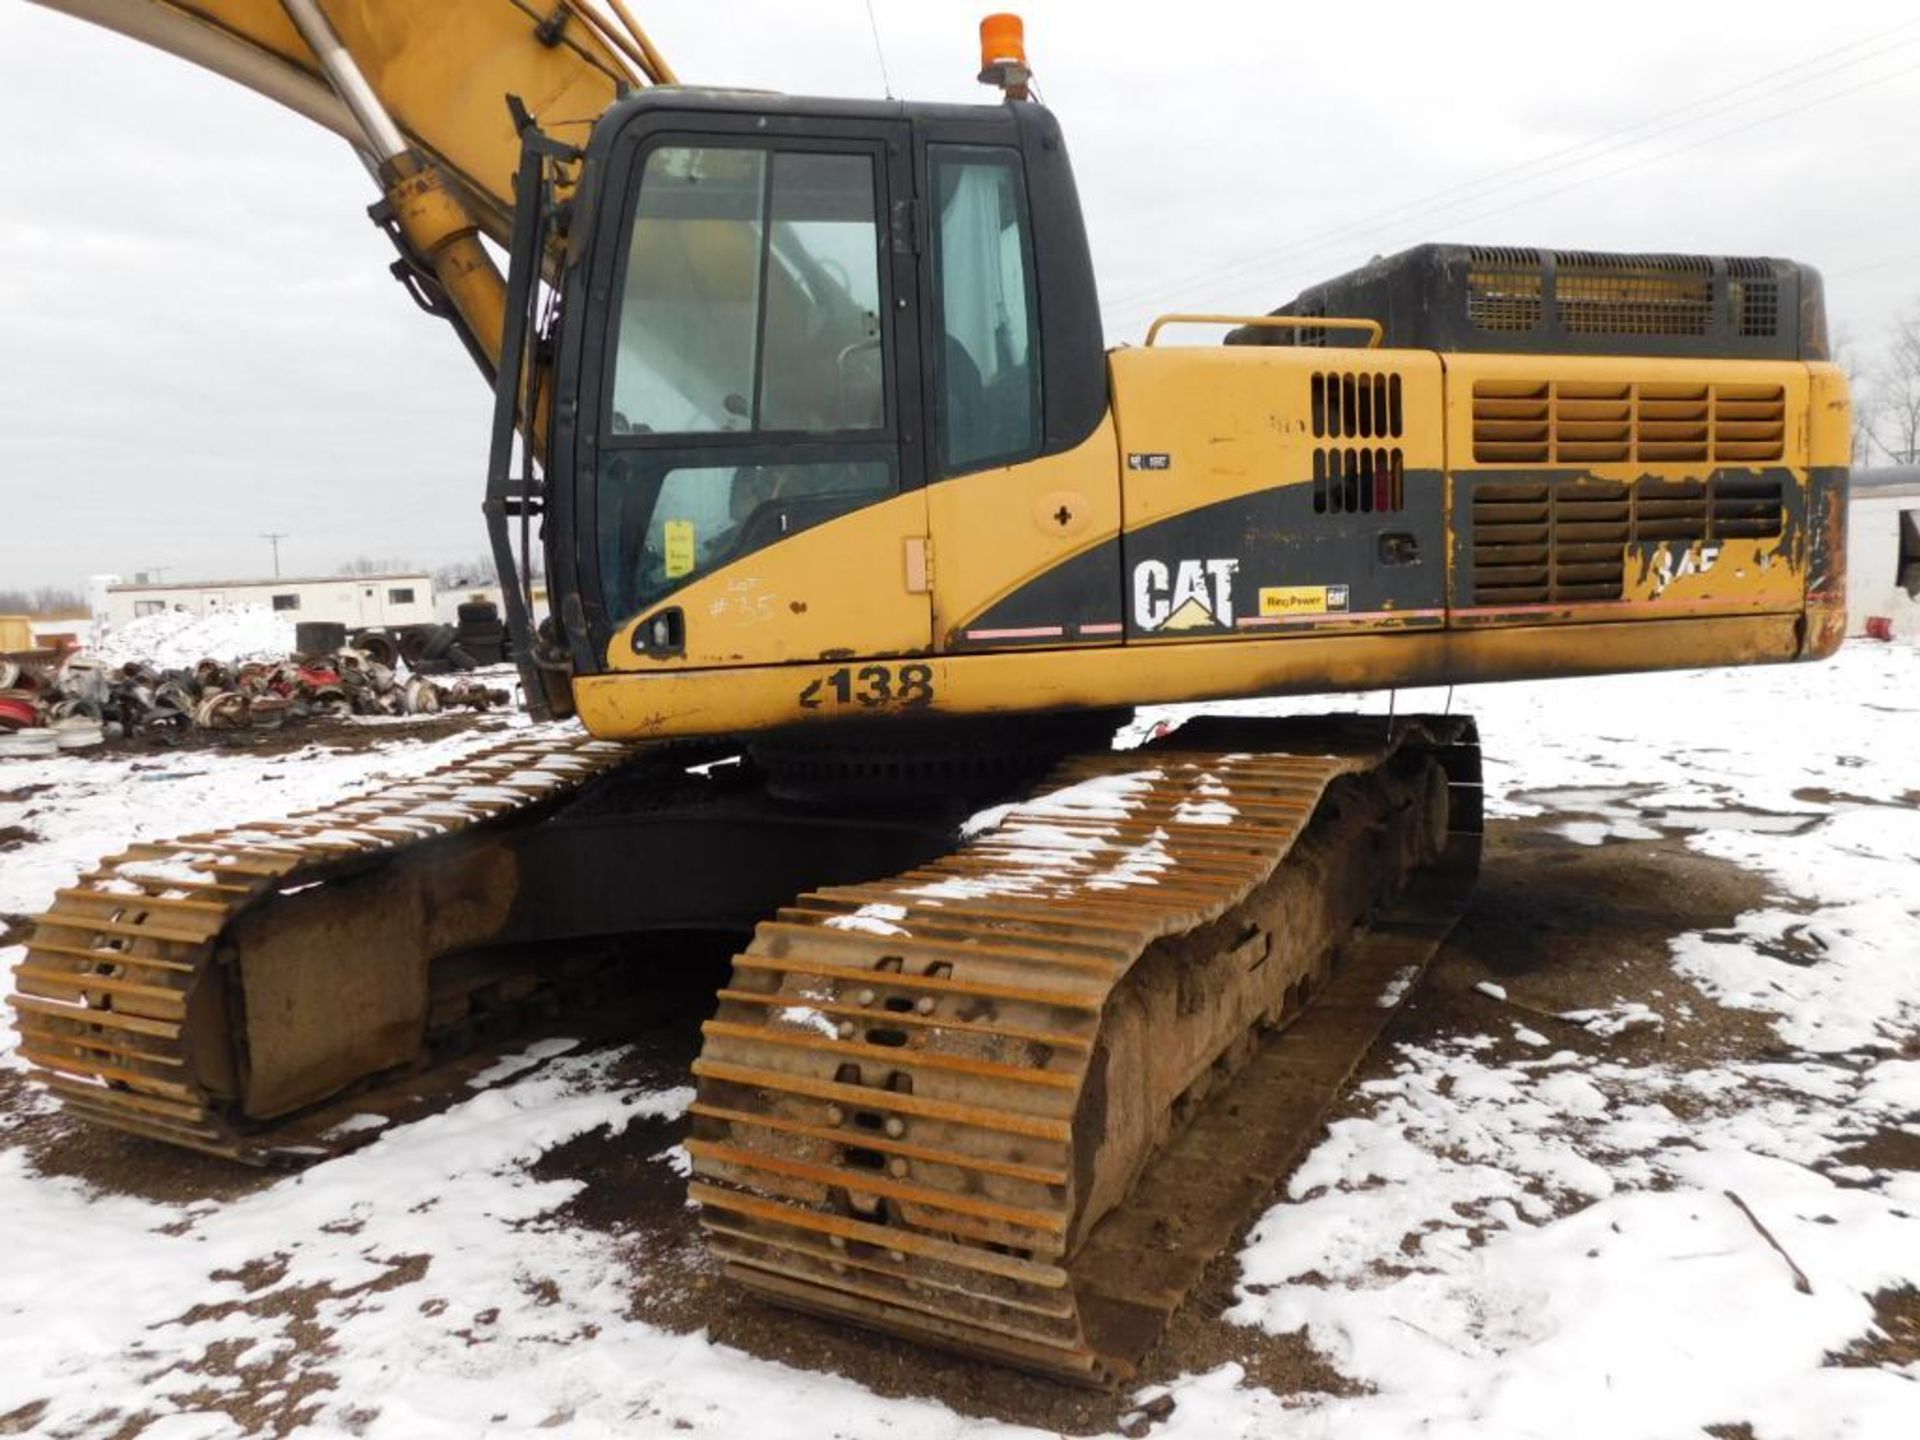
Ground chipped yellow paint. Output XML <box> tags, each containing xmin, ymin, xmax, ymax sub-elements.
<box><xmin>1621</xmin><ymin>538</ymin><xmax>1800</xmax><ymax>607</ymax></box>
<box><xmin>573</xmin><ymin>613</ymin><xmax>1810</xmax><ymax>740</ymax></box>
<box><xmin>606</xmin><ymin>490</ymin><xmax>930</xmax><ymax>670</ymax></box>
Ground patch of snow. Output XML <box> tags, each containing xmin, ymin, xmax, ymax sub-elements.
<box><xmin>92</xmin><ymin>604</ymin><xmax>298</xmax><ymax>668</ymax></box>
<box><xmin>824</xmin><ymin>902</ymin><xmax>911</xmax><ymax>937</ymax></box>
<box><xmin>0</xmin><ymin>716</ymin><xmax>565</xmax><ymax>922</ymax></box>
<box><xmin>1560</xmin><ymin>1002</ymin><xmax>1664</xmax><ymax>1037</ymax></box>
<box><xmin>467</xmin><ymin>1037</ymin><xmax>580</xmax><ymax>1089</ymax></box>
<box><xmin>1208</xmin><ymin>642</ymin><xmax>1920</xmax><ymax>1440</ymax></box>
<box><xmin>1376</xmin><ymin>964</ymin><xmax>1421</xmax><ymax>1009</ymax></box>
<box><xmin>322</xmin><ymin>1114</ymin><xmax>390</xmax><ymax>1140</ymax></box>
<box><xmin>1171</xmin><ymin>797</ymin><xmax>1237</xmax><ymax>825</ymax></box>
<box><xmin>776</xmin><ymin>1006</ymin><xmax>840</xmax><ymax>1039</ymax></box>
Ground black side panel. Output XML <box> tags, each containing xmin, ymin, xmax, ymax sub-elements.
<box><xmin>946</xmin><ymin>539</ymin><xmax>1124</xmax><ymax>648</ymax></box>
<box><xmin>1120</xmin><ymin>477</ymin><xmax>1448</xmax><ymax>639</ymax></box>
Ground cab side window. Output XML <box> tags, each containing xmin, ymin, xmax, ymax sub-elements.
<box><xmin>929</xmin><ymin>145</ymin><xmax>1040</xmax><ymax>474</ymax></box>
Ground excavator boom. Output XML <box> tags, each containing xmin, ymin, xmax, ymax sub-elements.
<box><xmin>32</xmin><ymin>0</ymin><xmax>661</xmax><ymax>384</ymax></box>
<box><xmin>33</xmin><ymin>0</ymin><xmax>650</xmax><ymax>245</ymax></box>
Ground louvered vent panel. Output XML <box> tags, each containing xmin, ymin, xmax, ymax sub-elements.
<box><xmin>1470</xmin><ymin>380</ymin><xmax>1549</xmax><ymax>462</ymax></box>
<box><xmin>1312</xmin><ymin>447</ymin><xmax>1405</xmax><ymax>515</ymax></box>
<box><xmin>1472</xmin><ymin>380</ymin><xmax>1784</xmax><ymax>464</ymax></box>
<box><xmin>1554</xmin><ymin>382</ymin><xmax>1632</xmax><ymax>463</ymax></box>
<box><xmin>1310</xmin><ymin>371</ymin><xmax>1404</xmax><ymax>440</ymax></box>
<box><xmin>1713</xmin><ymin>384</ymin><xmax>1787</xmax><ymax>462</ymax></box>
<box><xmin>1709</xmin><ymin>474</ymin><xmax>1787</xmax><ymax>537</ymax></box>
<box><xmin>1469</xmin><ymin>474</ymin><xmax>1785</xmax><ymax>605</ymax></box>
<box><xmin>1633</xmin><ymin>479</ymin><xmax>1709</xmax><ymax>542</ymax></box>
<box><xmin>1637</xmin><ymin>384</ymin><xmax>1709</xmax><ymax>463</ymax></box>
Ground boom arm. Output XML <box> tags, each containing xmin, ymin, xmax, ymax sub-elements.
<box><xmin>31</xmin><ymin>0</ymin><xmax>672</xmax><ymax>375</ymax></box>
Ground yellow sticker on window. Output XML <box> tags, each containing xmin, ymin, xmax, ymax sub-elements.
<box><xmin>663</xmin><ymin>520</ymin><xmax>696</xmax><ymax>579</ymax></box>
<box><xmin>1259</xmin><ymin>584</ymin><xmax>1350</xmax><ymax>617</ymax></box>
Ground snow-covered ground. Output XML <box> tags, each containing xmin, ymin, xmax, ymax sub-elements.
<box><xmin>3</xmin><ymin>643</ymin><xmax>1917</xmax><ymax>1439</ymax></box>
<box><xmin>90</xmin><ymin>605</ymin><xmax>299</xmax><ymax>667</ymax></box>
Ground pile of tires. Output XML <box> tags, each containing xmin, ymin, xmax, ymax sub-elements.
<box><xmin>455</xmin><ymin>601</ymin><xmax>506</xmax><ymax>666</ymax></box>
<box><xmin>328</xmin><ymin>609</ymin><xmax>507</xmax><ymax>678</ymax></box>
<box><xmin>393</xmin><ymin>624</ymin><xmax>469</xmax><ymax>676</ymax></box>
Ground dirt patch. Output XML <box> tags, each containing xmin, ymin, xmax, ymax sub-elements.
<box><xmin>0</xmin><ymin>824</ymin><xmax>35</xmax><ymax>852</ymax></box>
<box><xmin>1793</xmin><ymin>785</ymin><xmax>1920</xmax><ymax>810</ymax></box>
<box><xmin>1832</xmin><ymin>1125</ymin><xmax>1920</xmax><ymax>1177</ymax></box>
<box><xmin>1419</xmin><ymin>822</ymin><xmax>1782</xmax><ymax>1068</ymax></box>
<box><xmin>1826</xmin><ymin>1287</ymin><xmax>1920</xmax><ymax>1369</ymax></box>
<box><xmin>113</xmin><ymin>711</ymin><xmax>510</xmax><ymax>761</ymax></box>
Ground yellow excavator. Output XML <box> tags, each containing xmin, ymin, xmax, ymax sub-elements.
<box><xmin>14</xmin><ymin>1</ymin><xmax>1848</xmax><ymax>1384</ymax></box>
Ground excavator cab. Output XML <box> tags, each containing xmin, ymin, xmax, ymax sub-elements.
<box><xmin>513</xmin><ymin>91</ymin><xmax>1106</xmax><ymax>717</ymax></box>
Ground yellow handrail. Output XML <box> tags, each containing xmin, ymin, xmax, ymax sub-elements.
<box><xmin>1143</xmin><ymin>313</ymin><xmax>1385</xmax><ymax>349</ymax></box>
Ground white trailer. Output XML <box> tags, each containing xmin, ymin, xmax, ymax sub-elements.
<box><xmin>1847</xmin><ymin>469</ymin><xmax>1920</xmax><ymax>639</ymax></box>
<box><xmin>103</xmin><ymin>573</ymin><xmax>436</xmax><ymax>630</ymax></box>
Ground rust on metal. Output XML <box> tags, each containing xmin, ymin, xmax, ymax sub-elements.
<box><xmin>690</xmin><ymin>716</ymin><xmax>1482</xmax><ymax>1383</ymax></box>
<box><xmin>8</xmin><ymin>735</ymin><xmax>637</xmax><ymax>1159</ymax></box>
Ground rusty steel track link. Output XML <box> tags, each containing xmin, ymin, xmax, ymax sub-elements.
<box><xmin>9</xmin><ymin>733</ymin><xmax>638</xmax><ymax>1160</ymax></box>
<box><xmin>690</xmin><ymin>715</ymin><xmax>1482</xmax><ymax>1383</ymax></box>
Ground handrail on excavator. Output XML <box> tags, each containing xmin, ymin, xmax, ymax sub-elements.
<box><xmin>1143</xmin><ymin>313</ymin><xmax>1385</xmax><ymax>348</ymax></box>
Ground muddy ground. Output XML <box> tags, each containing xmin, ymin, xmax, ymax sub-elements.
<box><xmin>5</xmin><ymin>813</ymin><xmax>1914</xmax><ymax>1435</ymax></box>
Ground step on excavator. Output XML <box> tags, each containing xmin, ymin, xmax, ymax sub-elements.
<box><xmin>13</xmin><ymin>2</ymin><xmax>1848</xmax><ymax>1384</ymax></box>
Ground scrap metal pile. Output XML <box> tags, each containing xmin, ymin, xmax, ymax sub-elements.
<box><xmin>0</xmin><ymin>647</ymin><xmax>510</xmax><ymax>757</ymax></box>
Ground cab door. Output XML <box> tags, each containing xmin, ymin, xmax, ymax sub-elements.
<box><xmin>574</xmin><ymin>119</ymin><xmax>930</xmax><ymax>669</ymax></box>
<box><xmin>918</xmin><ymin>135</ymin><xmax>1125</xmax><ymax>653</ymax></box>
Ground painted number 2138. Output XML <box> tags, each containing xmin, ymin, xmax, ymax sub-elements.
<box><xmin>798</xmin><ymin>663</ymin><xmax>935</xmax><ymax>710</ymax></box>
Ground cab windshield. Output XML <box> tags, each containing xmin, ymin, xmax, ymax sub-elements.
<box><xmin>597</xmin><ymin>143</ymin><xmax>896</xmax><ymax>622</ymax></box>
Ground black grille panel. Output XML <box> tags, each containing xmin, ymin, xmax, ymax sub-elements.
<box><xmin>1310</xmin><ymin>371</ymin><xmax>1404</xmax><ymax>440</ymax></box>
<box><xmin>1312</xmin><ymin>447</ymin><xmax>1405</xmax><ymax>515</ymax></box>
<box><xmin>1234</xmin><ymin>244</ymin><xmax>1824</xmax><ymax>361</ymax></box>
<box><xmin>1469</xmin><ymin>474</ymin><xmax>1785</xmax><ymax>605</ymax></box>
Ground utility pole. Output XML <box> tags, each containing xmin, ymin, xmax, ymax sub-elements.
<box><xmin>261</xmin><ymin>532</ymin><xmax>289</xmax><ymax>578</ymax></box>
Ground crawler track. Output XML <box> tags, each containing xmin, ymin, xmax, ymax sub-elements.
<box><xmin>9</xmin><ymin>734</ymin><xmax>638</xmax><ymax>1159</ymax></box>
<box><xmin>13</xmin><ymin>713</ymin><xmax>1482</xmax><ymax>1384</ymax></box>
<box><xmin>689</xmin><ymin>715</ymin><xmax>1482</xmax><ymax>1383</ymax></box>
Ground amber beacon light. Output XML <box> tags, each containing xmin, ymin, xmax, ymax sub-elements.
<box><xmin>978</xmin><ymin>12</ymin><xmax>1032</xmax><ymax>98</ymax></box>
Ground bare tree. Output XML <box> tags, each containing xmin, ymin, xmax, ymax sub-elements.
<box><xmin>1830</xmin><ymin>324</ymin><xmax>1876</xmax><ymax>467</ymax></box>
<box><xmin>1863</xmin><ymin>303</ymin><xmax>1920</xmax><ymax>467</ymax></box>
<box><xmin>432</xmin><ymin>556</ymin><xmax>500</xmax><ymax>589</ymax></box>
<box><xmin>0</xmin><ymin>585</ymin><xmax>85</xmax><ymax>614</ymax></box>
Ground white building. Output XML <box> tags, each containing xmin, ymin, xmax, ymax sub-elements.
<box><xmin>102</xmin><ymin>573</ymin><xmax>437</xmax><ymax>630</ymax></box>
<box><xmin>1848</xmin><ymin>468</ymin><xmax>1920</xmax><ymax>639</ymax></box>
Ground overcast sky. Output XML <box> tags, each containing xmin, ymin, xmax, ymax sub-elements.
<box><xmin>2</xmin><ymin>0</ymin><xmax>1917</xmax><ymax>590</ymax></box>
